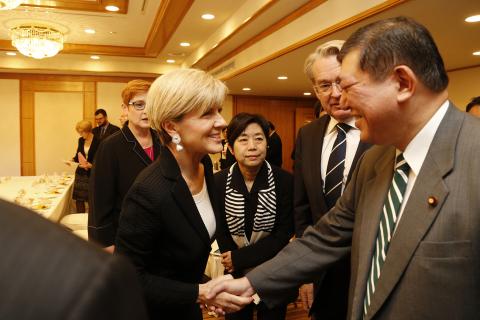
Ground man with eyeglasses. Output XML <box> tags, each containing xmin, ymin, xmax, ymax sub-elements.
<box><xmin>293</xmin><ymin>40</ymin><xmax>371</xmax><ymax>320</ymax></box>
<box><xmin>92</xmin><ymin>108</ymin><xmax>120</xmax><ymax>142</ymax></box>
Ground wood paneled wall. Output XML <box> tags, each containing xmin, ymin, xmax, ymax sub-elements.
<box><xmin>233</xmin><ymin>95</ymin><xmax>315</xmax><ymax>172</ymax></box>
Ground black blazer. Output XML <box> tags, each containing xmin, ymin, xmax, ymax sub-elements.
<box><xmin>88</xmin><ymin>123</ymin><xmax>161</xmax><ymax>247</ymax></box>
<box><xmin>73</xmin><ymin>135</ymin><xmax>100</xmax><ymax>176</ymax></box>
<box><xmin>115</xmin><ymin>146</ymin><xmax>221</xmax><ymax>320</ymax></box>
<box><xmin>214</xmin><ymin>163</ymin><xmax>294</xmax><ymax>274</ymax></box>
<box><xmin>293</xmin><ymin>114</ymin><xmax>371</xmax><ymax>319</ymax></box>
<box><xmin>92</xmin><ymin>123</ymin><xmax>120</xmax><ymax>141</ymax></box>
<box><xmin>266</xmin><ymin>131</ymin><xmax>283</xmax><ymax>167</ymax></box>
<box><xmin>0</xmin><ymin>199</ymin><xmax>148</xmax><ymax>320</ymax></box>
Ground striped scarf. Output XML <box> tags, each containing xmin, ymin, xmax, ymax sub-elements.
<box><xmin>225</xmin><ymin>161</ymin><xmax>277</xmax><ymax>245</ymax></box>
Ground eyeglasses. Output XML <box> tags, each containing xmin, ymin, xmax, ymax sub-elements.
<box><xmin>128</xmin><ymin>101</ymin><xmax>146</xmax><ymax>110</ymax></box>
<box><xmin>313</xmin><ymin>80</ymin><xmax>343</xmax><ymax>95</ymax></box>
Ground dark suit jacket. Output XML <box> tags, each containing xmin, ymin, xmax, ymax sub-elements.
<box><xmin>88</xmin><ymin>123</ymin><xmax>161</xmax><ymax>247</ymax></box>
<box><xmin>293</xmin><ymin>114</ymin><xmax>370</xmax><ymax>318</ymax></box>
<box><xmin>266</xmin><ymin>131</ymin><xmax>283</xmax><ymax>167</ymax></box>
<box><xmin>214</xmin><ymin>163</ymin><xmax>294</xmax><ymax>274</ymax></box>
<box><xmin>92</xmin><ymin>122</ymin><xmax>120</xmax><ymax>142</ymax></box>
<box><xmin>248</xmin><ymin>104</ymin><xmax>480</xmax><ymax>319</ymax></box>
<box><xmin>73</xmin><ymin>136</ymin><xmax>100</xmax><ymax>176</ymax></box>
<box><xmin>115</xmin><ymin>146</ymin><xmax>221</xmax><ymax>320</ymax></box>
<box><xmin>0</xmin><ymin>199</ymin><xmax>148</xmax><ymax>320</ymax></box>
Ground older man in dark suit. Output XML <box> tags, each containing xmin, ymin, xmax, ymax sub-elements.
<box><xmin>294</xmin><ymin>40</ymin><xmax>371</xmax><ymax>319</ymax></box>
<box><xmin>207</xmin><ymin>17</ymin><xmax>480</xmax><ymax>320</ymax></box>
<box><xmin>0</xmin><ymin>199</ymin><xmax>148</xmax><ymax>319</ymax></box>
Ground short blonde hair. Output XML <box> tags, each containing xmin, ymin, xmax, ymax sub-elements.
<box><xmin>147</xmin><ymin>68</ymin><xmax>228</xmax><ymax>144</ymax></box>
<box><xmin>75</xmin><ymin>120</ymin><xmax>92</xmax><ymax>132</ymax></box>
<box><xmin>304</xmin><ymin>40</ymin><xmax>345</xmax><ymax>83</ymax></box>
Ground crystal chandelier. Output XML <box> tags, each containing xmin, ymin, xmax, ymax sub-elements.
<box><xmin>0</xmin><ymin>0</ymin><xmax>23</xmax><ymax>10</ymax></box>
<box><xmin>11</xmin><ymin>24</ymin><xmax>64</xmax><ymax>59</ymax></box>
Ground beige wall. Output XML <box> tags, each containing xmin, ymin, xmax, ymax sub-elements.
<box><xmin>96</xmin><ymin>82</ymin><xmax>127</xmax><ymax>127</ymax></box>
<box><xmin>35</xmin><ymin>92</ymin><xmax>83</xmax><ymax>175</ymax></box>
<box><xmin>447</xmin><ymin>66</ymin><xmax>480</xmax><ymax>110</ymax></box>
<box><xmin>0</xmin><ymin>79</ymin><xmax>20</xmax><ymax>176</ymax></box>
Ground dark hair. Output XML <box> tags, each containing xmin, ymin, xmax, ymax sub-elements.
<box><xmin>227</xmin><ymin>113</ymin><xmax>270</xmax><ymax>147</ymax></box>
<box><xmin>94</xmin><ymin>109</ymin><xmax>107</xmax><ymax>117</ymax></box>
<box><xmin>466</xmin><ymin>96</ymin><xmax>480</xmax><ymax>113</ymax></box>
<box><xmin>338</xmin><ymin>16</ymin><xmax>448</xmax><ymax>92</ymax></box>
<box><xmin>268</xmin><ymin>121</ymin><xmax>275</xmax><ymax>131</ymax></box>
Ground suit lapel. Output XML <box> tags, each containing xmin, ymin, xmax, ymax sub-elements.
<box><xmin>161</xmin><ymin>147</ymin><xmax>211</xmax><ymax>246</ymax></box>
<box><xmin>121</xmin><ymin>124</ymin><xmax>153</xmax><ymax>166</ymax></box>
<box><xmin>313</xmin><ymin>116</ymin><xmax>330</xmax><ymax>206</ymax></box>
<box><xmin>348</xmin><ymin>141</ymin><xmax>371</xmax><ymax>182</ymax></box>
<box><xmin>367</xmin><ymin>104</ymin><xmax>461</xmax><ymax>319</ymax></box>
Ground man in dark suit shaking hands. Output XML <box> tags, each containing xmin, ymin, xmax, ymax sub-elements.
<box><xmin>295</xmin><ymin>40</ymin><xmax>370</xmax><ymax>319</ymax></box>
<box><xmin>208</xmin><ymin>17</ymin><xmax>480</xmax><ymax>320</ymax></box>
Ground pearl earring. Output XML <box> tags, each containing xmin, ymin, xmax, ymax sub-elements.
<box><xmin>172</xmin><ymin>134</ymin><xmax>183</xmax><ymax>151</ymax></box>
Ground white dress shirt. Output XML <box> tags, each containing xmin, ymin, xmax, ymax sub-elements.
<box><xmin>192</xmin><ymin>178</ymin><xmax>216</xmax><ymax>238</ymax></box>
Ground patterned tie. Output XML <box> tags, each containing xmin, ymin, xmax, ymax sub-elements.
<box><xmin>100</xmin><ymin>126</ymin><xmax>106</xmax><ymax>138</ymax></box>
<box><xmin>324</xmin><ymin>123</ymin><xmax>351</xmax><ymax>209</ymax></box>
<box><xmin>363</xmin><ymin>153</ymin><xmax>410</xmax><ymax>317</ymax></box>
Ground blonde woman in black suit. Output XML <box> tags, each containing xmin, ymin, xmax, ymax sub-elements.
<box><xmin>115</xmin><ymin>69</ymin><xmax>252</xmax><ymax>319</ymax></box>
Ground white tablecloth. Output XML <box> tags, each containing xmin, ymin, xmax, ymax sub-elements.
<box><xmin>0</xmin><ymin>175</ymin><xmax>74</xmax><ymax>222</ymax></box>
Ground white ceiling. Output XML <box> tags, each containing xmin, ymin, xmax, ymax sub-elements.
<box><xmin>0</xmin><ymin>0</ymin><xmax>479</xmax><ymax>97</ymax></box>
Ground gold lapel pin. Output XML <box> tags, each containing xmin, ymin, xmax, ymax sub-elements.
<box><xmin>427</xmin><ymin>196</ymin><xmax>438</xmax><ymax>207</ymax></box>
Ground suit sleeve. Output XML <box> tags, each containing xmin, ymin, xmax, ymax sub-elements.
<box><xmin>246</xmin><ymin>153</ymin><xmax>363</xmax><ymax>308</ymax></box>
<box><xmin>73</xmin><ymin>138</ymin><xmax>82</xmax><ymax>162</ymax></box>
<box><xmin>293</xmin><ymin>128</ymin><xmax>313</xmax><ymax>237</ymax></box>
<box><xmin>69</xmin><ymin>255</ymin><xmax>148</xmax><ymax>320</ymax></box>
<box><xmin>88</xmin><ymin>141</ymin><xmax>119</xmax><ymax>246</ymax></box>
<box><xmin>231</xmin><ymin>170</ymin><xmax>294</xmax><ymax>271</ymax></box>
<box><xmin>115</xmin><ymin>183</ymin><xmax>199</xmax><ymax>306</ymax></box>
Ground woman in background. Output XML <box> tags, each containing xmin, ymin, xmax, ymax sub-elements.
<box><xmin>115</xmin><ymin>69</ymin><xmax>250</xmax><ymax>319</ymax></box>
<box><xmin>215</xmin><ymin>113</ymin><xmax>295</xmax><ymax>320</ymax></box>
<box><xmin>72</xmin><ymin>120</ymin><xmax>99</xmax><ymax>213</ymax></box>
<box><xmin>89</xmin><ymin>80</ymin><xmax>161</xmax><ymax>252</ymax></box>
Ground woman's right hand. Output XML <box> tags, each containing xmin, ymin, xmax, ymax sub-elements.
<box><xmin>221</xmin><ymin>251</ymin><xmax>234</xmax><ymax>273</ymax></box>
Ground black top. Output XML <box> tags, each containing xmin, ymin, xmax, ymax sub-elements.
<box><xmin>92</xmin><ymin>123</ymin><xmax>120</xmax><ymax>142</ymax></box>
<box><xmin>266</xmin><ymin>131</ymin><xmax>283</xmax><ymax>167</ymax></box>
<box><xmin>88</xmin><ymin>123</ymin><xmax>161</xmax><ymax>247</ymax></box>
<box><xmin>115</xmin><ymin>146</ymin><xmax>221</xmax><ymax>320</ymax></box>
<box><xmin>214</xmin><ymin>162</ymin><xmax>294</xmax><ymax>274</ymax></box>
<box><xmin>73</xmin><ymin>136</ymin><xmax>100</xmax><ymax>176</ymax></box>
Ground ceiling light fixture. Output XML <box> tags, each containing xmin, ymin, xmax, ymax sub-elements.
<box><xmin>11</xmin><ymin>24</ymin><xmax>64</xmax><ymax>59</ymax></box>
<box><xmin>473</xmin><ymin>51</ymin><xmax>480</xmax><ymax>56</ymax></box>
<box><xmin>166</xmin><ymin>59</ymin><xmax>175</xmax><ymax>63</ymax></box>
<box><xmin>202</xmin><ymin>13</ymin><xmax>215</xmax><ymax>20</ymax></box>
<box><xmin>242</xmin><ymin>88</ymin><xmax>251</xmax><ymax>91</ymax></box>
<box><xmin>303</xmin><ymin>92</ymin><xmax>312</xmax><ymax>96</ymax></box>
<box><xmin>6</xmin><ymin>51</ymin><xmax>16</xmax><ymax>56</ymax></box>
<box><xmin>465</xmin><ymin>15</ymin><xmax>480</xmax><ymax>23</ymax></box>
<box><xmin>90</xmin><ymin>55</ymin><xmax>100</xmax><ymax>60</ymax></box>
<box><xmin>84</xmin><ymin>28</ymin><xmax>96</xmax><ymax>34</ymax></box>
<box><xmin>105</xmin><ymin>5</ymin><xmax>119</xmax><ymax>12</ymax></box>
<box><xmin>0</xmin><ymin>0</ymin><xmax>23</xmax><ymax>10</ymax></box>
<box><xmin>277</xmin><ymin>76</ymin><xmax>288</xmax><ymax>80</ymax></box>
<box><xmin>180</xmin><ymin>42</ymin><xmax>191</xmax><ymax>47</ymax></box>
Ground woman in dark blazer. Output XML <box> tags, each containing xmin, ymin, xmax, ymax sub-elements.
<box><xmin>88</xmin><ymin>80</ymin><xmax>160</xmax><ymax>252</ymax></box>
<box><xmin>72</xmin><ymin>120</ymin><xmax>99</xmax><ymax>213</ymax></box>
<box><xmin>214</xmin><ymin>113</ymin><xmax>295</xmax><ymax>320</ymax></box>
<box><xmin>115</xmin><ymin>69</ymin><xmax>250</xmax><ymax>319</ymax></box>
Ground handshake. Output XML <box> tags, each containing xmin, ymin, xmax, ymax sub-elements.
<box><xmin>197</xmin><ymin>275</ymin><xmax>257</xmax><ymax>315</ymax></box>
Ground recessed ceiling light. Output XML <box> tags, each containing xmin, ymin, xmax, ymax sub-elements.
<box><xmin>473</xmin><ymin>51</ymin><xmax>480</xmax><ymax>56</ymax></box>
<box><xmin>242</xmin><ymin>88</ymin><xmax>251</xmax><ymax>91</ymax></box>
<box><xmin>109</xmin><ymin>31</ymin><xmax>116</xmax><ymax>35</ymax></box>
<box><xmin>180</xmin><ymin>42</ymin><xmax>191</xmax><ymax>47</ymax></box>
<box><xmin>105</xmin><ymin>5</ymin><xmax>120</xmax><ymax>12</ymax></box>
<box><xmin>84</xmin><ymin>28</ymin><xmax>96</xmax><ymax>34</ymax></box>
<box><xmin>303</xmin><ymin>92</ymin><xmax>312</xmax><ymax>96</ymax></box>
<box><xmin>465</xmin><ymin>15</ymin><xmax>480</xmax><ymax>23</ymax></box>
<box><xmin>166</xmin><ymin>59</ymin><xmax>175</xmax><ymax>63</ymax></box>
<box><xmin>202</xmin><ymin>13</ymin><xmax>215</xmax><ymax>20</ymax></box>
<box><xmin>6</xmin><ymin>52</ymin><xmax>16</xmax><ymax>56</ymax></box>
<box><xmin>277</xmin><ymin>76</ymin><xmax>288</xmax><ymax>80</ymax></box>
<box><xmin>90</xmin><ymin>55</ymin><xmax>100</xmax><ymax>60</ymax></box>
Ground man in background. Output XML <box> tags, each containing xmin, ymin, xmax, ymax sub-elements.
<box><xmin>92</xmin><ymin>109</ymin><xmax>120</xmax><ymax>141</ymax></box>
<box><xmin>266</xmin><ymin>121</ymin><xmax>283</xmax><ymax>167</ymax></box>
<box><xmin>294</xmin><ymin>40</ymin><xmax>370</xmax><ymax>319</ymax></box>
<box><xmin>466</xmin><ymin>96</ymin><xmax>480</xmax><ymax>118</ymax></box>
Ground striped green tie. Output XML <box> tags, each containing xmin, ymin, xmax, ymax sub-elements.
<box><xmin>363</xmin><ymin>153</ymin><xmax>410</xmax><ymax>317</ymax></box>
